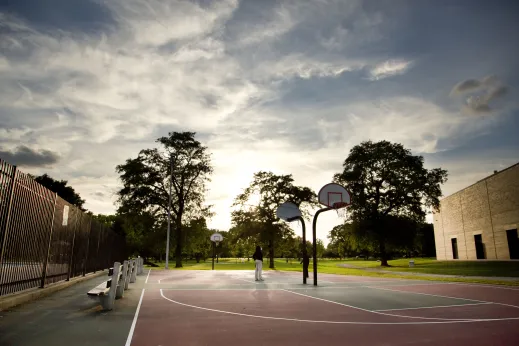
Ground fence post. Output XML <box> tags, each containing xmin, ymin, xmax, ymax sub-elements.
<box><xmin>40</xmin><ymin>192</ymin><xmax>58</xmax><ymax>288</ymax></box>
<box><xmin>67</xmin><ymin>208</ymin><xmax>80</xmax><ymax>281</ymax></box>
<box><xmin>93</xmin><ymin>225</ymin><xmax>101</xmax><ymax>273</ymax></box>
<box><xmin>83</xmin><ymin>218</ymin><xmax>92</xmax><ymax>276</ymax></box>
<box><xmin>0</xmin><ymin>165</ymin><xmax>17</xmax><ymax>268</ymax></box>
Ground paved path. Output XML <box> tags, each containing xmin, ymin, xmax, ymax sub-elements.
<box><xmin>338</xmin><ymin>264</ymin><xmax>519</xmax><ymax>282</ymax></box>
<box><xmin>0</xmin><ymin>274</ymin><xmax>144</xmax><ymax>346</ymax></box>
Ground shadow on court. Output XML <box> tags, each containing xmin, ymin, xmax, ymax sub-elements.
<box><xmin>0</xmin><ymin>275</ymin><xmax>145</xmax><ymax>346</ymax></box>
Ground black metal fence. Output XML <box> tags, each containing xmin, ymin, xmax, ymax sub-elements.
<box><xmin>0</xmin><ymin>159</ymin><xmax>126</xmax><ymax>296</ymax></box>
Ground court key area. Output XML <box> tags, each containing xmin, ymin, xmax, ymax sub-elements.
<box><xmin>120</xmin><ymin>270</ymin><xmax>519</xmax><ymax>346</ymax></box>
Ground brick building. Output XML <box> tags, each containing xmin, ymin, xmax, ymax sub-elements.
<box><xmin>433</xmin><ymin>162</ymin><xmax>519</xmax><ymax>260</ymax></box>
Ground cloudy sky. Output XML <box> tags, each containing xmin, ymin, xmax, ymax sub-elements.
<box><xmin>1</xmin><ymin>0</ymin><xmax>518</xmax><ymax>245</ymax></box>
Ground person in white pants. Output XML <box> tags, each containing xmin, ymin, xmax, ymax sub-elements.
<box><xmin>252</xmin><ymin>246</ymin><xmax>264</xmax><ymax>281</ymax></box>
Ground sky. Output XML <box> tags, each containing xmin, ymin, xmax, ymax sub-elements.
<box><xmin>1</xmin><ymin>0</ymin><xmax>518</xmax><ymax>246</ymax></box>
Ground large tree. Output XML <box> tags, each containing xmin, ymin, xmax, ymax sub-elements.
<box><xmin>34</xmin><ymin>173</ymin><xmax>86</xmax><ymax>210</ymax></box>
<box><xmin>116</xmin><ymin>131</ymin><xmax>213</xmax><ymax>267</ymax></box>
<box><xmin>232</xmin><ymin>171</ymin><xmax>316</xmax><ymax>269</ymax></box>
<box><xmin>333</xmin><ymin>140</ymin><xmax>447</xmax><ymax>266</ymax></box>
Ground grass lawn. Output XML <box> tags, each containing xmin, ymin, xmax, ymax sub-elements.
<box><xmin>143</xmin><ymin>258</ymin><xmax>519</xmax><ymax>286</ymax></box>
<box><xmin>341</xmin><ymin>257</ymin><xmax>519</xmax><ymax>277</ymax></box>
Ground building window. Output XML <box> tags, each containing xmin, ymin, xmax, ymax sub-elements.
<box><xmin>506</xmin><ymin>229</ymin><xmax>519</xmax><ymax>260</ymax></box>
<box><xmin>451</xmin><ymin>238</ymin><xmax>459</xmax><ymax>259</ymax></box>
<box><xmin>474</xmin><ymin>234</ymin><xmax>485</xmax><ymax>259</ymax></box>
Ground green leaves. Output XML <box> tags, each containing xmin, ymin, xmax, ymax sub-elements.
<box><xmin>334</xmin><ymin>140</ymin><xmax>447</xmax><ymax>222</ymax></box>
<box><xmin>115</xmin><ymin>131</ymin><xmax>213</xmax><ymax>267</ymax></box>
<box><xmin>34</xmin><ymin>173</ymin><xmax>86</xmax><ymax>210</ymax></box>
<box><xmin>232</xmin><ymin>171</ymin><xmax>317</xmax><ymax>268</ymax></box>
<box><xmin>332</xmin><ymin>140</ymin><xmax>448</xmax><ymax>265</ymax></box>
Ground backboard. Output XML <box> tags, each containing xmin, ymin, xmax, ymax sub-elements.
<box><xmin>276</xmin><ymin>202</ymin><xmax>302</xmax><ymax>221</ymax></box>
<box><xmin>210</xmin><ymin>233</ymin><xmax>223</xmax><ymax>245</ymax></box>
<box><xmin>318</xmin><ymin>183</ymin><xmax>351</xmax><ymax>209</ymax></box>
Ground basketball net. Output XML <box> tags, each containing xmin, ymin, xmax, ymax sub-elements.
<box><xmin>333</xmin><ymin>202</ymin><xmax>348</xmax><ymax>218</ymax></box>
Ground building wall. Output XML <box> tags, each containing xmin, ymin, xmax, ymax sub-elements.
<box><xmin>433</xmin><ymin>163</ymin><xmax>519</xmax><ymax>260</ymax></box>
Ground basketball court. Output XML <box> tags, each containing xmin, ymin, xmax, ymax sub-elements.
<box><xmin>125</xmin><ymin>269</ymin><xmax>519</xmax><ymax>346</ymax></box>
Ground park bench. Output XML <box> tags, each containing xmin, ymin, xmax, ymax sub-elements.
<box><xmin>86</xmin><ymin>257</ymin><xmax>144</xmax><ymax>311</ymax></box>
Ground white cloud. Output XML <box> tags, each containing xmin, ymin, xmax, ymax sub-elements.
<box><xmin>104</xmin><ymin>0</ymin><xmax>239</xmax><ymax>46</ymax></box>
<box><xmin>1</xmin><ymin>1</ymin><xmax>514</xmax><ymax>246</ymax></box>
<box><xmin>369</xmin><ymin>59</ymin><xmax>413</xmax><ymax>80</ymax></box>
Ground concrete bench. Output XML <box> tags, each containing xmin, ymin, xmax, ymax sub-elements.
<box><xmin>87</xmin><ymin>261</ymin><xmax>127</xmax><ymax>311</ymax></box>
<box><xmin>86</xmin><ymin>258</ymin><xmax>145</xmax><ymax>311</ymax></box>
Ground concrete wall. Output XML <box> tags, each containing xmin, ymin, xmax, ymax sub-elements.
<box><xmin>433</xmin><ymin>163</ymin><xmax>519</xmax><ymax>260</ymax></box>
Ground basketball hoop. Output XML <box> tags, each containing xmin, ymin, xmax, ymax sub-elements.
<box><xmin>333</xmin><ymin>202</ymin><xmax>348</xmax><ymax>218</ymax></box>
<box><xmin>210</xmin><ymin>233</ymin><xmax>223</xmax><ymax>247</ymax></box>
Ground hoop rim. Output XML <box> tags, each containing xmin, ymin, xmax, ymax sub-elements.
<box><xmin>332</xmin><ymin>201</ymin><xmax>349</xmax><ymax>209</ymax></box>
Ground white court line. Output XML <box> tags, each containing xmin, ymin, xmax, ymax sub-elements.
<box><xmin>281</xmin><ymin>289</ymin><xmax>470</xmax><ymax>321</ymax></box>
<box><xmin>125</xmin><ymin>289</ymin><xmax>145</xmax><ymax>346</ymax></box>
<box><xmin>145</xmin><ymin>269</ymin><xmax>151</xmax><ymax>284</ymax></box>
<box><xmin>233</xmin><ymin>278</ymin><xmax>259</xmax><ymax>284</ymax></box>
<box><xmin>374</xmin><ymin>302</ymin><xmax>493</xmax><ymax>312</ymax></box>
<box><xmin>368</xmin><ymin>286</ymin><xmax>519</xmax><ymax>309</ymax></box>
<box><xmin>448</xmin><ymin>282</ymin><xmax>519</xmax><ymax>291</ymax></box>
<box><xmin>159</xmin><ymin>289</ymin><xmax>519</xmax><ymax>324</ymax></box>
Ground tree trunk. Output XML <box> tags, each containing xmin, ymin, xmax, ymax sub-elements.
<box><xmin>379</xmin><ymin>239</ymin><xmax>389</xmax><ymax>267</ymax></box>
<box><xmin>269</xmin><ymin>239</ymin><xmax>274</xmax><ymax>269</ymax></box>
<box><xmin>175</xmin><ymin>217</ymin><xmax>183</xmax><ymax>268</ymax></box>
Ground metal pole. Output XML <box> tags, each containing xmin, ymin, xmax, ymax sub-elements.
<box><xmin>83</xmin><ymin>217</ymin><xmax>92</xmax><ymax>276</ymax></box>
<box><xmin>67</xmin><ymin>209</ymin><xmax>80</xmax><ymax>281</ymax></box>
<box><xmin>288</xmin><ymin>215</ymin><xmax>306</xmax><ymax>284</ymax></box>
<box><xmin>0</xmin><ymin>165</ymin><xmax>17</xmax><ymax>268</ymax></box>
<box><xmin>312</xmin><ymin>207</ymin><xmax>333</xmax><ymax>286</ymax></box>
<box><xmin>165</xmin><ymin>156</ymin><xmax>172</xmax><ymax>269</ymax></box>
<box><xmin>212</xmin><ymin>242</ymin><xmax>215</xmax><ymax>270</ymax></box>
<box><xmin>41</xmin><ymin>192</ymin><xmax>58</xmax><ymax>288</ymax></box>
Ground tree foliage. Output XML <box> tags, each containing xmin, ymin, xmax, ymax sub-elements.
<box><xmin>34</xmin><ymin>173</ymin><xmax>86</xmax><ymax>210</ymax></box>
<box><xmin>232</xmin><ymin>171</ymin><xmax>316</xmax><ymax>268</ymax></box>
<box><xmin>333</xmin><ymin>140</ymin><xmax>447</xmax><ymax>265</ymax></box>
<box><xmin>116</xmin><ymin>131</ymin><xmax>213</xmax><ymax>267</ymax></box>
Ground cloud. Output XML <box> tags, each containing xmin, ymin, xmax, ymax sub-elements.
<box><xmin>451</xmin><ymin>76</ymin><xmax>510</xmax><ymax>114</ymax></box>
<box><xmin>2</xmin><ymin>0</ymin><xmax>518</xmax><ymax>243</ymax></box>
<box><xmin>450</xmin><ymin>79</ymin><xmax>481</xmax><ymax>95</ymax></box>
<box><xmin>368</xmin><ymin>59</ymin><xmax>413</xmax><ymax>80</ymax></box>
<box><xmin>0</xmin><ymin>145</ymin><xmax>60</xmax><ymax>167</ymax></box>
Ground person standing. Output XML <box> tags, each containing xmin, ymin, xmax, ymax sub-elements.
<box><xmin>252</xmin><ymin>246</ymin><xmax>264</xmax><ymax>281</ymax></box>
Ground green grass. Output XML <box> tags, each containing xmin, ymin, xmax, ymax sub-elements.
<box><xmin>143</xmin><ymin>258</ymin><xmax>519</xmax><ymax>286</ymax></box>
<box><xmin>340</xmin><ymin>258</ymin><xmax>519</xmax><ymax>277</ymax></box>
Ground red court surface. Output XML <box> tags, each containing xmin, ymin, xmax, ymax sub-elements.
<box><xmin>126</xmin><ymin>270</ymin><xmax>519</xmax><ymax>346</ymax></box>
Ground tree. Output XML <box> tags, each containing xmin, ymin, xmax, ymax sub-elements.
<box><xmin>328</xmin><ymin>223</ymin><xmax>374</xmax><ymax>258</ymax></box>
<box><xmin>34</xmin><ymin>173</ymin><xmax>86</xmax><ymax>210</ymax></box>
<box><xmin>333</xmin><ymin>140</ymin><xmax>447</xmax><ymax>266</ymax></box>
<box><xmin>232</xmin><ymin>172</ymin><xmax>316</xmax><ymax>269</ymax></box>
<box><xmin>116</xmin><ymin>131</ymin><xmax>213</xmax><ymax>267</ymax></box>
<box><xmin>316</xmin><ymin>239</ymin><xmax>325</xmax><ymax>259</ymax></box>
<box><xmin>183</xmin><ymin>218</ymin><xmax>212</xmax><ymax>262</ymax></box>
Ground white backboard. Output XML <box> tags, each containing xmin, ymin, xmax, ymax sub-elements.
<box><xmin>210</xmin><ymin>233</ymin><xmax>223</xmax><ymax>243</ymax></box>
<box><xmin>317</xmin><ymin>183</ymin><xmax>350</xmax><ymax>208</ymax></box>
<box><xmin>276</xmin><ymin>202</ymin><xmax>302</xmax><ymax>221</ymax></box>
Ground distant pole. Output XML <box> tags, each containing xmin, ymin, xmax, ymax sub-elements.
<box><xmin>212</xmin><ymin>242</ymin><xmax>215</xmax><ymax>270</ymax></box>
<box><xmin>165</xmin><ymin>156</ymin><xmax>173</xmax><ymax>269</ymax></box>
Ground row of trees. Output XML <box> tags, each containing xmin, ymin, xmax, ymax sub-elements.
<box><xmin>35</xmin><ymin>131</ymin><xmax>447</xmax><ymax>268</ymax></box>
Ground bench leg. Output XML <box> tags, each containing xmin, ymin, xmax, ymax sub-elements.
<box><xmin>116</xmin><ymin>261</ymin><xmax>128</xmax><ymax>299</ymax></box>
<box><xmin>130</xmin><ymin>260</ymin><xmax>137</xmax><ymax>283</ymax></box>
<box><xmin>105</xmin><ymin>262</ymin><xmax>121</xmax><ymax>310</ymax></box>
